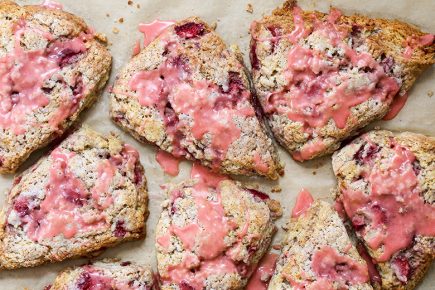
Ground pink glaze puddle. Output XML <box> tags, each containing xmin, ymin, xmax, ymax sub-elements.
<box><xmin>383</xmin><ymin>92</ymin><xmax>408</xmax><ymax>120</ymax></box>
<box><xmin>341</xmin><ymin>138</ymin><xmax>435</xmax><ymax>262</ymax></box>
<box><xmin>246</xmin><ymin>253</ymin><xmax>279</xmax><ymax>290</ymax></box>
<box><xmin>291</xmin><ymin>188</ymin><xmax>314</xmax><ymax>218</ymax></box>
<box><xmin>138</xmin><ymin>20</ymin><xmax>175</xmax><ymax>47</ymax></box>
<box><xmin>127</xmin><ymin>25</ymin><xmax>255</xmax><ymax>168</ymax></box>
<box><xmin>257</xmin><ymin>6</ymin><xmax>400</xmax><ymax>160</ymax></box>
<box><xmin>291</xmin><ymin>139</ymin><xmax>326</xmax><ymax>162</ymax></box>
<box><xmin>41</xmin><ymin>0</ymin><xmax>63</xmax><ymax>9</ymax></box>
<box><xmin>156</xmin><ymin>149</ymin><xmax>180</xmax><ymax>176</ymax></box>
<box><xmin>0</xmin><ymin>20</ymin><xmax>88</xmax><ymax>135</ymax></box>
<box><xmin>190</xmin><ymin>162</ymin><xmax>227</xmax><ymax>189</ymax></box>
<box><xmin>402</xmin><ymin>34</ymin><xmax>434</xmax><ymax>59</ymax></box>
<box><xmin>25</xmin><ymin>149</ymin><xmax>107</xmax><ymax>241</ymax></box>
<box><xmin>253</xmin><ymin>152</ymin><xmax>269</xmax><ymax>173</ymax></box>
<box><xmin>311</xmin><ymin>246</ymin><xmax>369</xmax><ymax>285</ymax></box>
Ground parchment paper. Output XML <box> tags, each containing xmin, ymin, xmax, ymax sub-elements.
<box><xmin>1</xmin><ymin>0</ymin><xmax>434</xmax><ymax>289</ymax></box>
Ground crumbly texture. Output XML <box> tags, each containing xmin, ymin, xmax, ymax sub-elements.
<box><xmin>0</xmin><ymin>127</ymin><xmax>148</xmax><ymax>270</ymax></box>
<box><xmin>50</xmin><ymin>259</ymin><xmax>156</xmax><ymax>289</ymax></box>
<box><xmin>0</xmin><ymin>1</ymin><xmax>112</xmax><ymax>173</ymax></box>
<box><xmin>110</xmin><ymin>17</ymin><xmax>283</xmax><ymax>180</ymax></box>
<box><xmin>250</xmin><ymin>0</ymin><xmax>435</xmax><ymax>161</ymax></box>
<box><xmin>332</xmin><ymin>130</ymin><xmax>435</xmax><ymax>289</ymax></box>
<box><xmin>156</xmin><ymin>179</ymin><xmax>281</xmax><ymax>289</ymax></box>
<box><xmin>269</xmin><ymin>200</ymin><xmax>373</xmax><ymax>289</ymax></box>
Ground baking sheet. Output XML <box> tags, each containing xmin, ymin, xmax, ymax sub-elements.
<box><xmin>1</xmin><ymin>0</ymin><xmax>434</xmax><ymax>289</ymax></box>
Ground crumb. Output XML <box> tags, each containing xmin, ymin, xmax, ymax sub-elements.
<box><xmin>106</xmin><ymin>13</ymin><xmax>110</xmax><ymax>17</ymax></box>
<box><xmin>128</xmin><ymin>0</ymin><xmax>133</xmax><ymax>5</ymax></box>
<box><xmin>272</xmin><ymin>244</ymin><xmax>282</xmax><ymax>250</ymax></box>
<box><xmin>137</xmin><ymin>3</ymin><xmax>140</xmax><ymax>8</ymax></box>
<box><xmin>312</xmin><ymin>171</ymin><xmax>316</xmax><ymax>175</ymax></box>
<box><xmin>118</xmin><ymin>18</ymin><xmax>124</xmax><ymax>24</ymax></box>
<box><xmin>271</xmin><ymin>185</ymin><xmax>282</xmax><ymax>193</ymax></box>
<box><xmin>210</xmin><ymin>22</ymin><xmax>217</xmax><ymax>30</ymax></box>
<box><xmin>428</xmin><ymin>90</ymin><xmax>434</xmax><ymax>97</ymax></box>
<box><xmin>246</xmin><ymin>3</ymin><xmax>254</xmax><ymax>13</ymax></box>
<box><xmin>112</xmin><ymin>27</ymin><xmax>120</xmax><ymax>34</ymax></box>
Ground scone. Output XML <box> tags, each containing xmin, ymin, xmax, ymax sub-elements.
<box><xmin>250</xmin><ymin>0</ymin><xmax>435</xmax><ymax>161</ymax></box>
<box><xmin>0</xmin><ymin>127</ymin><xmax>147</xmax><ymax>270</ymax></box>
<box><xmin>155</xmin><ymin>164</ymin><xmax>281</xmax><ymax>289</ymax></box>
<box><xmin>0</xmin><ymin>1</ymin><xmax>112</xmax><ymax>173</ymax></box>
<box><xmin>110</xmin><ymin>17</ymin><xmax>283</xmax><ymax>179</ymax></box>
<box><xmin>48</xmin><ymin>259</ymin><xmax>157</xmax><ymax>290</ymax></box>
<box><xmin>332</xmin><ymin>130</ymin><xmax>434</xmax><ymax>289</ymax></box>
<box><xmin>270</xmin><ymin>189</ymin><xmax>372</xmax><ymax>289</ymax></box>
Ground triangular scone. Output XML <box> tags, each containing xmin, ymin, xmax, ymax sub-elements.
<box><xmin>49</xmin><ymin>259</ymin><xmax>157</xmax><ymax>289</ymax></box>
<box><xmin>0</xmin><ymin>127</ymin><xmax>147</xmax><ymax>270</ymax></box>
<box><xmin>269</xmin><ymin>194</ymin><xmax>372</xmax><ymax>289</ymax></box>
<box><xmin>332</xmin><ymin>130</ymin><xmax>435</xmax><ymax>289</ymax></box>
<box><xmin>110</xmin><ymin>17</ymin><xmax>283</xmax><ymax>179</ymax></box>
<box><xmin>0</xmin><ymin>1</ymin><xmax>112</xmax><ymax>173</ymax></box>
<box><xmin>250</xmin><ymin>0</ymin><xmax>434</xmax><ymax>161</ymax></box>
<box><xmin>155</xmin><ymin>165</ymin><xmax>281</xmax><ymax>289</ymax></box>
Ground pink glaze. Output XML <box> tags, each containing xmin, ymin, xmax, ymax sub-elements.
<box><xmin>291</xmin><ymin>188</ymin><xmax>314</xmax><ymax>218</ymax></box>
<box><xmin>156</xmin><ymin>149</ymin><xmax>180</xmax><ymax>176</ymax></box>
<box><xmin>253</xmin><ymin>153</ymin><xmax>269</xmax><ymax>173</ymax></box>
<box><xmin>132</xmin><ymin>40</ymin><xmax>141</xmax><ymax>57</ymax></box>
<box><xmin>311</xmin><ymin>246</ymin><xmax>369</xmax><ymax>285</ymax></box>
<box><xmin>0</xmin><ymin>21</ymin><xmax>87</xmax><ymax>135</ymax></box>
<box><xmin>292</xmin><ymin>139</ymin><xmax>326</xmax><ymax>161</ymax></box>
<box><xmin>128</xmin><ymin>30</ymin><xmax>254</xmax><ymax>165</ymax></box>
<box><xmin>91</xmin><ymin>160</ymin><xmax>116</xmax><ymax>209</ymax></box>
<box><xmin>383</xmin><ymin>92</ymin><xmax>408</xmax><ymax>120</ymax></box>
<box><xmin>260</xmin><ymin>6</ymin><xmax>400</xmax><ymax>160</ymax></box>
<box><xmin>41</xmin><ymin>0</ymin><xmax>63</xmax><ymax>9</ymax></box>
<box><xmin>246</xmin><ymin>253</ymin><xmax>279</xmax><ymax>290</ymax></box>
<box><xmin>138</xmin><ymin>20</ymin><xmax>175</xmax><ymax>47</ymax></box>
<box><xmin>190</xmin><ymin>163</ymin><xmax>227</xmax><ymax>189</ymax></box>
<box><xmin>403</xmin><ymin>34</ymin><xmax>434</xmax><ymax>59</ymax></box>
<box><xmin>341</xmin><ymin>138</ymin><xmax>435</xmax><ymax>261</ymax></box>
<box><xmin>25</xmin><ymin>149</ymin><xmax>106</xmax><ymax>241</ymax></box>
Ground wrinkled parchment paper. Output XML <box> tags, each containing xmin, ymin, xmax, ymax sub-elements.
<box><xmin>1</xmin><ymin>0</ymin><xmax>434</xmax><ymax>289</ymax></box>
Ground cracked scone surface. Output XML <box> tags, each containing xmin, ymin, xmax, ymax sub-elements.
<box><xmin>110</xmin><ymin>17</ymin><xmax>283</xmax><ymax>180</ymax></box>
<box><xmin>0</xmin><ymin>0</ymin><xmax>112</xmax><ymax>173</ymax></box>
<box><xmin>155</xmin><ymin>167</ymin><xmax>281</xmax><ymax>289</ymax></box>
<box><xmin>0</xmin><ymin>127</ymin><xmax>148</xmax><ymax>270</ymax></box>
<box><xmin>270</xmin><ymin>200</ymin><xmax>372</xmax><ymax>289</ymax></box>
<box><xmin>50</xmin><ymin>259</ymin><xmax>157</xmax><ymax>290</ymax></box>
<box><xmin>250</xmin><ymin>0</ymin><xmax>434</xmax><ymax>161</ymax></box>
<box><xmin>332</xmin><ymin>130</ymin><xmax>435</xmax><ymax>289</ymax></box>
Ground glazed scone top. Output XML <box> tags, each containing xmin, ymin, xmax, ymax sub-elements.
<box><xmin>0</xmin><ymin>127</ymin><xmax>147</xmax><ymax>269</ymax></box>
<box><xmin>250</xmin><ymin>0</ymin><xmax>434</xmax><ymax>161</ymax></box>
<box><xmin>332</xmin><ymin>130</ymin><xmax>435</xmax><ymax>287</ymax></box>
<box><xmin>0</xmin><ymin>0</ymin><xmax>111</xmax><ymax>173</ymax></box>
<box><xmin>270</xmin><ymin>189</ymin><xmax>372</xmax><ymax>289</ymax></box>
<box><xmin>111</xmin><ymin>17</ymin><xmax>283</xmax><ymax>179</ymax></box>
<box><xmin>49</xmin><ymin>259</ymin><xmax>157</xmax><ymax>290</ymax></box>
<box><xmin>156</xmin><ymin>164</ymin><xmax>281</xmax><ymax>289</ymax></box>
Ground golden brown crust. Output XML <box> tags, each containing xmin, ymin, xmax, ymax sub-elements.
<box><xmin>0</xmin><ymin>1</ymin><xmax>112</xmax><ymax>174</ymax></box>
<box><xmin>250</xmin><ymin>0</ymin><xmax>434</xmax><ymax>161</ymax></box>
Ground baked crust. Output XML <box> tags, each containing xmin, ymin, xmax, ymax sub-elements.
<box><xmin>0</xmin><ymin>127</ymin><xmax>148</xmax><ymax>270</ymax></box>
<box><xmin>332</xmin><ymin>130</ymin><xmax>435</xmax><ymax>289</ymax></box>
<box><xmin>250</xmin><ymin>0</ymin><xmax>434</xmax><ymax>161</ymax></box>
<box><xmin>110</xmin><ymin>17</ymin><xmax>283</xmax><ymax>180</ymax></box>
<box><xmin>0</xmin><ymin>1</ymin><xmax>112</xmax><ymax>173</ymax></box>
